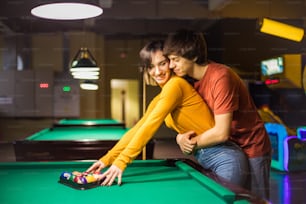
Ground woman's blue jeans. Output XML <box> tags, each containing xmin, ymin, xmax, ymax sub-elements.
<box><xmin>194</xmin><ymin>141</ymin><xmax>249</xmax><ymax>189</ymax></box>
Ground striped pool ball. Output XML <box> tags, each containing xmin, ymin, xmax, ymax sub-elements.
<box><xmin>60</xmin><ymin>172</ymin><xmax>72</xmax><ymax>180</ymax></box>
<box><xmin>69</xmin><ymin>174</ymin><xmax>75</xmax><ymax>182</ymax></box>
<box><xmin>79</xmin><ymin>176</ymin><xmax>87</xmax><ymax>184</ymax></box>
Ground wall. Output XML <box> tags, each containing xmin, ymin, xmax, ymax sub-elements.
<box><xmin>0</xmin><ymin>36</ymin><xmax>3</xmax><ymax>70</ymax></box>
<box><xmin>206</xmin><ymin>18</ymin><xmax>306</xmax><ymax>77</ymax></box>
<box><xmin>32</xmin><ymin>33</ymin><xmax>63</xmax><ymax>72</ymax></box>
<box><xmin>1</xmin><ymin>18</ymin><xmax>306</xmax><ymax>141</ymax></box>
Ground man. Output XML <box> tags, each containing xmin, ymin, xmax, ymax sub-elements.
<box><xmin>163</xmin><ymin>29</ymin><xmax>272</xmax><ymax>199</ymax></box>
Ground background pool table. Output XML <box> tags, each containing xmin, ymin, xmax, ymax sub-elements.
<box><xmin>54</xmin><ymin>118</ymin><xmax>126</xmax><ymax>128</ymax></box>
<box><xmin>13</xmin><ymin>124</ymin><xmax>154</xmax><ymax>161</ymax></box>
<box><xmin>0</xmin><ymin>159</ymin><xmax>264</xmax><ymax>204</ymax></box>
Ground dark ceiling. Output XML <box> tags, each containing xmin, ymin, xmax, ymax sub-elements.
<box><xmin>1</xmin><ymin>0</ymin><xmax>306</xmax><ymax>36</ymax></box>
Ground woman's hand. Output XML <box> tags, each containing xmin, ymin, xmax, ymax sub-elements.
<box><xmin>99</xmin><ymin>164</ymin><xmax>123</xmax><ymax>186</ymax></box>
<box><xmin>176</xmin><ymin>130</ymin><xmax>197</xmax><ymax>155</ymax></box>
<box><xmin>85</xmin><ymin>160</ymin><xmax>105</xmax><ymax>174</ymax></box>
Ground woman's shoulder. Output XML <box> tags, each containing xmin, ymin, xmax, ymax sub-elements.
<box><xmin>162</xmin><ymin>76</ymin><xmax>192</xmax><ymax>92</ymax></box>
<box><xmin>168</xmin><ymin>75</ymin><xmax>190</xmax><ymax>85</ymax></box>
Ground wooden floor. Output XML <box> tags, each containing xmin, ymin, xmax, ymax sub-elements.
<box><xmin>1</xmin><ymin>139</ymin><xmax>306</xmax><ymax>204</ymax></box>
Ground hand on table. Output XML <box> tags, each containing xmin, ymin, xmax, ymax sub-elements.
<box><xmin>176</xmin><ymin>130</ymin><xmax>197</xmax><ymax>155</ymax></box>
<box><xmin>85</xmin><ymin>160</ymin><xmax>105</xmax><ymax>174</ymax></box>
<box><xmin>85</xmin><ymin>161</ymin><xmax>122</xmax><ymax>186</ymax></box>
<box><xmin>99</xmin><ymin>164</ymin><xmax>122</xmax><ymax>186</ymax></box>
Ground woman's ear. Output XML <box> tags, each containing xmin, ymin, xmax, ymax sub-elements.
<box><xmin>192</xmin><ymin>57</ymin><xmax>198</xmax><ymax>62</ymax></box>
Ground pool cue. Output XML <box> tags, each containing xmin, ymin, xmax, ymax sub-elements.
<box><xmin>142</xmin><ymin>77</ymin><xmax>147</xmax><ymax>160</ymax></box>
<box><xmin>121</xmin><ymin>90</ymin><xmax>126</xmax><ymax>123</ymax></box>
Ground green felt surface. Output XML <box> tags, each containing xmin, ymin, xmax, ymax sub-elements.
<box><xmin>26</xmin><ymin>126</ymin><xmax>128</xmax><ymax>141</ymax></box>
<box><xmin>0</xmin><ymin>160</ymin><xmax>247</xmax><ymax>204</ymax></box>
<box><xmin>58</xmin><ymin>119</ymin><xmax>122</xmax><ymax>126</ymax></box>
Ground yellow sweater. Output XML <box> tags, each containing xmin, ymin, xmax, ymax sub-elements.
<box><xmin>99</xmin><ymin>76</ymin><xmax>215</xmax><ymax>170</ymax></box>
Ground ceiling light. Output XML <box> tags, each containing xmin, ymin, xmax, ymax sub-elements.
<box><xmin>80</xmin><ymin>80</ymin><xmax>99</xmax><ymax>90</ymax></box>
<box><xmin>72</xmin><ymin>72</ymin><xmax>100</xmax><ymax>80</ymax></box>
<box><xmin>259</xmin><ymin>18</ymin><xmax>304</xmax><ymax>42</ymax></box>
<box><xmin>31</xmin><ymin>3</ymin><xmax>103</xmax><ymax>20</ymax></box>
<box><xmin>70</xmin><ymin>48</ymin><xmax>100</xmax><ymax>80</ymax></box>
<box><xmin>70</xmin><ymin>67</ymin><xmax>100</xmax><ymax>72</ymax></box>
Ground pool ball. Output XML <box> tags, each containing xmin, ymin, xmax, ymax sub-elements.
<box><xmin>74</xmin><ymin>176</ymin><xmax>83</xmax><ymax>184</ymax></box>
<box><xmin>60</xmin><ymin>172</ymin><xmax>72</xmax><ymax>180</ymax></box>
<box><xmin>79</xmin><ymin>176</ymin><xmax>87</xmax><ymax>184</ymax></box>
<box><xmin>84</xmin><ymin>174</ymin><xmax>96</xmax><ymax>183</ymax></box>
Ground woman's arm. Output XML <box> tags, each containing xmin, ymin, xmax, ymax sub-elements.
<box><xmin>99</xmin><ymin>96</ymin><xmax>160</xmax><ymax>166</ymax></box>
<box><xmin>112</xmin><ymin>78</ymin><xmax>183</xmax><ymax>170</ymax></box>
<box><xmin>98</xmin><ymin>80</ymin><xmax>183</xmax><ymax>186</ymax></box>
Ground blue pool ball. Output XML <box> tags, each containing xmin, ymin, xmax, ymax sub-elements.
<box><xmin>60</xmin><ymin>172</ymin><xmax>72</xmax><ymax>180</ymax></box>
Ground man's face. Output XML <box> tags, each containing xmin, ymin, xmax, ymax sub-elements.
<box><xmin>167</xmin><ymin>54</ymin><xmax>194</xmax><ymax>77</ymax></box>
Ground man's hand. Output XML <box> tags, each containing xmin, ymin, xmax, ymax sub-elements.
<box><xmin>176</xmin><ymin>130</ymin><xmax>197</xmax><ymax>155</ymax></box>
<box><xmin>99</xmin><ymin>164</ymin><xmax>123</xmax><ymax>186</ymax></box>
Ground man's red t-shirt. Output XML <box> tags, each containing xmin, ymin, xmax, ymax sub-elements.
<box><xmin>194</xmin><ymin>62</ymin><xmax>271</xmax><ymax>158</ymax></box>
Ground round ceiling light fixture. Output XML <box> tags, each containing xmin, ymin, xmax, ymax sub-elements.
<box><xmin>80</xmin><ymin>80</ymin><xmax>99</xmax><ymax>90</ymax></box>
<box><xmin>31</xmin><ymin>3</ymin><xmax>103</xmax><ymax>20</ymax></box>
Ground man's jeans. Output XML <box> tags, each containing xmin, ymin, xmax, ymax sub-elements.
<box><xmin>248</xmin><ymin>153</ymin><xmax>271</xmax><ymax>200</ymax></box>
<box><xmin>194</xmin><ymin>141</ymin><xmax>249</xmax><ymax>188</ymax></box>
<box><xmin>195</xmin><ymin>142</ymin><xmax>271</xmax><ymax>200</ymax></box>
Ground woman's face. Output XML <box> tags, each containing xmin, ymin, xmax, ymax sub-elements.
<box><xmin>148</xmin><ymin>50</ymin><xmax>171</xmax><ymax>86</ymax></box>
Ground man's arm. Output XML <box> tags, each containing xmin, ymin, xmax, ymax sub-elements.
<box><xmin>177</xmin><ymin>112</ymin><xmax>233</xmax><ymax>154</ymax></box>
<box><xmin>192</xmin><ymin>112</ymin><xmax>232</xmax><ymax>149</ymax></box>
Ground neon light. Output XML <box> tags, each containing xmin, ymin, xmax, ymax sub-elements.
<box><xmin>284</xmin><ymin>175</ymin><xmax>290</xmax><ymax>204</ymax></box>
<box><xmin>259</xmin><ymin>18</ymin><xmax>304</xmax><ymax>42</ymax></box>
<box><xmin>39</xmin><ymin>83</ymin><xmax>49</xmax><ymax>88</ymax></box>
<box><xmin>265</xmin><ymin>78</ymin><xmax>280</xmax><ymax>85</ymax></box>
<box><xmin>265</xmin><ymin>123</ymin><xmax>287</xmax><ymax>171</ymax></box>
<box><xmin>62</xmin><ymin>86</ymin><xmax>71</xmax><ymax>92</ymax></box>
<box><xmin>297</xmin><ymin>126</ymin><xmax>306</xmax><ymax>140</ymax></box>
<box><xmin>283</xmin><ymin>136</ymin><xmax>297</xmax><ymax>171</ymax></box>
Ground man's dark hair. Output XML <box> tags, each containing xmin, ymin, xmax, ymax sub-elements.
<box><xmin>163</xmin><ymin>29</ymin><xmax>208</xmax><ymax>65</ymax></box>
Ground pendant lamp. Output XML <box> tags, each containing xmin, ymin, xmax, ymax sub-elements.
<box><xmin>80</xmin><ymin>80</ymin><xmax>99</xmax><ymax>90</ymax></box>
<box><xmin>31</xmin><ymin>2</ymin><xmax>103</xmax><ymax>20</ymax></box>
<box><xmin>259</xmin><ymin>18</ymin><xmax>304</xmax><ymax>42</ymax></box>
<box><xmin>70</xmin><ymin>48</ymin><xmax>100</xmax><ymax>80</ymax></box>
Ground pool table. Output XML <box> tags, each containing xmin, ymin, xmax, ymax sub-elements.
<box><xmin>54</xmin><ymin>118</ymin><xmax>126</xmax><ymax>128</ymax></box>
<box><xmin>0</xmin><ymin>159</ymin><xmax>264</xmax><ymax>204</ymax></box>
<box><xmin>13</xmin><ymin>126</ymin><xmax>154</xmax><ymax>161</ymax></box>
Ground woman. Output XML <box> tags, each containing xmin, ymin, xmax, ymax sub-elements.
<box><xmin>85</xmin><ymin>40</ymin><xmax>246</xmax><ymax>187</ymax></box>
